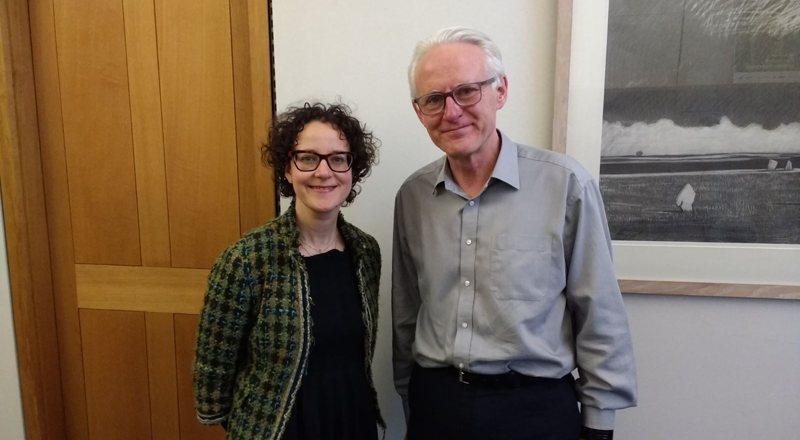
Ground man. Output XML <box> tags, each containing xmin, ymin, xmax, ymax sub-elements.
<box><xmin>392</xmin><ymin>27</ymin><xmax>637</xmax><ymax>440</ymax></box>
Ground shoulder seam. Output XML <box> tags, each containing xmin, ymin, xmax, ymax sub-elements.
<box><xmin>516</xmin><ymin>153</ymin><xmax>591</xmax><ymax>190</ymax></box>
<box><xmin>404</xmin><ymin>166</ymin><xmax>439</xmax><ymax>185</ymax></box>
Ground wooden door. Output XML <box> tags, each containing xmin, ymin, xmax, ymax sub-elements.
<box><xmin>24</xmin><ymin>0</ymin><xmax>275</xmax><ymax>439</ymax></box>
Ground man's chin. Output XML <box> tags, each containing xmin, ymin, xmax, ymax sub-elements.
<box><xmin>441</xmin><ymin>146</ymin><xmax>479</xmax><ymax>161</ymax></box>
<box><xmin>436</xmin><ymin>136</ymin><xmax>475</xmax><ymax>154</ymax></box>
<box><xmin>446</xmin><ymin>137</ymin><xmax>472</xmax><ymax>149</ymax></box>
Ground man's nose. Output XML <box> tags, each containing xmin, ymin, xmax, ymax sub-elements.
<box><xmin>442</xmin><ymin>96</ymin><xmax>462</xmax><ymax>120</ymax></box>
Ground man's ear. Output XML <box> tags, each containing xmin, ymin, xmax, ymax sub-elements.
<box><xmin>412</xmin><ymin>100</ymin><xmax>425</xmax><ymax>123</ymax></box>
<box><xmin>496</xmin><ymin>75</ymin><xmax>509</xmax><ymax>109</ymax></box>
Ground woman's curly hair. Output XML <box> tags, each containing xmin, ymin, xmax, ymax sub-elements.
<box><xmin>263</xmin><ymin>102</ymin><xmax>379</xmax><ymax>206</ymax></box>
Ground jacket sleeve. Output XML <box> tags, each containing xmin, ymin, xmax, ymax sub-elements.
<box><xmin>391</xmin><ymin>191</ymin><xmax>422</xmax><ymax>423</ymax></box>
<box><xmin>192</xmin><ymin>244</ymin><xmax>255</xmax><ymax>424</ymax></box>
<box><xmin>366</xmin><ymin>234</ymin><xmax>382</xmax><ymax>362</ymax></box>
<box><xmin>563</xmin><ymin>178</ymin><xmax>638</xmax><ymax>430</ymax></box>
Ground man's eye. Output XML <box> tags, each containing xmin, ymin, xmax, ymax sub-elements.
<box><xmin>423</xmin><ymin>94</ymin><xmax>444</xmax><ymax>106</ymax></box>
<box><xmin>455</xmin><ymin>86</ymin><xmax>479</xmax><ymax>97</ymax></box>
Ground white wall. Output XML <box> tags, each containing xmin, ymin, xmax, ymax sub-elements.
<box><xmin>273</xmin><ymin>3</ymin><xmax>555</xmax><ymax>438</ymax></box>
<box><xmin>272</xmin><ymin>1</ymin><xmax>800</xmax><ymax>439</ymax></box>
<box><xmin>620</xmin><ymin>294</ymin><xmax>800</xmax><ymax>440</ymax></box>
<box><xmin>0</xmin><ymin>197</ymin><xmax>27</xmax><ymax>439</ymax></box>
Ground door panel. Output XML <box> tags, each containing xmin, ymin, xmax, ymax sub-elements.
<box><xmin>123</xmin><ymin>0</ymin><xmax>172</xmax><ymax>267</ymax></box>
<box><xmin>145</xmin><ymin>313</ymin><xmax>181</xmax><ymax>440</ymax></box>
<box><xmin>231</xmin><ymin>0</ymin><xmax>277</xmax><ymax>232</ymax></box>
<box><xmin>53</xmin><ymin>0</ymin><xmax>142</xmax><ymax>266</ymax></box>
<box><xmin>81</xmin><ymin>309</ymin><xmax>152</xmax><ymax>440</ymax></box>
<box><xmin>74</xmin><ymin>264</ymin><xmax>207</xmax><ymax>314</ymax></box>
<box><xmin>156</xmin><ymin>0</ymin><xmax>241</xmax><ymax>269</ymax></box>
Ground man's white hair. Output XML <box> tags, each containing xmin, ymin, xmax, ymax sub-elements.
<box><xmin>408</xmin><ymin>26</ymin><xmax>505</xmax><ymax>98</ymax></box>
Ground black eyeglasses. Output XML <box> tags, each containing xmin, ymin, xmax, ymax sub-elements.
<box><xmin>413</xmin><ymin>77</ymin><xmax>497</xmax><ymax>116</ymax></box>
<box><xmin>289</xmin><ymin>150</ymin><xmax>354</xmax><ymax>172</ymax></box>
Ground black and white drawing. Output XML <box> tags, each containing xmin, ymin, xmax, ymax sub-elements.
<box><xmin>600</xmin><ymin>0</ymin><xmax>800</xmax><ymax>244</ymax></box>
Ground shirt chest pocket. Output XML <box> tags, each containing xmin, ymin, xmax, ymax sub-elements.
<box><xmin>490</xmin><ymin>234</ymin><xmax>552</xmax><ymax>301</ymax></box>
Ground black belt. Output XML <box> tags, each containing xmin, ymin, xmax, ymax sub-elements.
<box><xmin>447</xmin><ymin>367</ymin><xmax>550</xmax><ymax>389</ymax></box>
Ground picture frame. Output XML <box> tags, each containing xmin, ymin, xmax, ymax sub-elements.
<box><xmin>551</xmin><ymin>0</ymin><xmax>800</xmax><ymax>300</ymax></box>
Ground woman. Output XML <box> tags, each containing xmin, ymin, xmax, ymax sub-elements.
<box><xmin>192</xmin><ymin>102</ymin><xmax>384</xmax><ymax>440</ymax></box>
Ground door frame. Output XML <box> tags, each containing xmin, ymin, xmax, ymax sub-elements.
<box><xmin>0</xmin><ymin>0</ymin><xmax>65</xmax><ymax>439</ymax></box>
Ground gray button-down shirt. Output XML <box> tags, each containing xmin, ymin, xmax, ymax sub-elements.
<box><xmin>392</xmin><ymin>131</ymin><xmax>637</xmax><ymax>430</ymax></box>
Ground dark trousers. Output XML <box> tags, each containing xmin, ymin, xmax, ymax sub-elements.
<box><xmin>407</xmin><ymin>365</ymin><xmax>581</xmax><ymax>440</ymax></box>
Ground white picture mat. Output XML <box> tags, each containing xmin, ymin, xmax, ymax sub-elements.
<box><xmin>564</xmin><ymin>0</ymin><xmax>800</xmax><ymax>287</ymax></box>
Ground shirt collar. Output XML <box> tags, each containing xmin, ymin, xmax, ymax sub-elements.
<box><xmin>433</xmin><ymin>130</ymin><xmax>520</xmax><ymax>195</ymax></box>
<box><xmin>491</xmin><ymin>130</ymin><xmax>520</xmax><ymax>189</ymax></box>
<box><xmin>433</xmin><ymin>158</ymin><xmax>456</xmax><ymax>195</ymax></box>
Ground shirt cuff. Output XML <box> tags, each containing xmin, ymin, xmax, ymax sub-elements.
<box><xmin>581</xmin><ymin>406</ymin><xmax>616</xmax><ymax>430</ymax></box>
<box><xmin>581</xmin><ymin>426</ymin><xmax>614</xmax><ymax>440</ymax></box>
<box><xmin>402</xmin><ymin>396</ymin><xmax>411</xmax><ymax>425</ymax></box>
<box><xmin>196</xmin><ymin>412</ymin><xmax>228</xmax><ymax>425</ymax></box>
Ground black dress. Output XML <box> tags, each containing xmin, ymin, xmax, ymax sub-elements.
<box><xmin>281</xmin><ymin>248</ymin><xmax>379</xmax><ymax>440</ymax></box>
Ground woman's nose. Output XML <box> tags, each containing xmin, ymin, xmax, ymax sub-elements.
<box><xmin>314</xmin><ymin>159</ymin><xmax>334</xmax><ymax>177</ymax></box>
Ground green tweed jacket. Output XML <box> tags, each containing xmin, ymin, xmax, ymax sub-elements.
<box><xmin>192</xmin><ymin>203</ymin><xmax>385</xmax><ymax>440</ymax></box>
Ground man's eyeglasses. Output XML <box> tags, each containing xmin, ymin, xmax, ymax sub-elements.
<box><xmin>289</xmin><ymin>150</ymin><xmax>354</xmax><ymax>172</ymax></box>
<box><xmin>413</xmin><ymin>77</ymin><xmax>497</xmax><ymax>116</ymax></box>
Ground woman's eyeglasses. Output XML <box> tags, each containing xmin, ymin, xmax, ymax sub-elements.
<box><xmin>289</xmin><ymin>150</ymin><xmax>354</xmax><ymax>172</ymax></box>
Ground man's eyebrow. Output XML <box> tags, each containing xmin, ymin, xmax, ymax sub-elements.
<box><xmin>423</xmin><ymin>81</ymin><xmax>482</xmax><ymax>94</ymax></box>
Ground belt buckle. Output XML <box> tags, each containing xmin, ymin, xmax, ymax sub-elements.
<box><xmin>458</xmin><ymin>369</ymin><xmax>470</xmax><ymax>385</ymax></box>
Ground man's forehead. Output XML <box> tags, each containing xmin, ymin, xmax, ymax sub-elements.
<box><xmin>418</xmin><ymin>42</ymin><xmax>485</xmax><ymax>69</ymax></box>
<box><xmin>415</xmin><ymin>43</ymin><xmax>488</xmax><ymax>91</ymax></box>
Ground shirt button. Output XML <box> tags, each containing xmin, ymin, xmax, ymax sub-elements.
<box><xmin>468</xmin><ymin>200</ymin><xmax>475</xmax><ymax>206</ymax></box>
<box><xmin>461</xmin><ymin>322</ymin><xmax>468</xmax><ymax>328</ymax></box>
<box><xmin>464</xmin><ymin>280</ymin><xmax>471</xmax><ymax>287</ymax></box>
<box><xmin>466</xmin><ymin>239</ymin><xmax>472</xmax><ymax>245</ymax></box>
<box><xmin>458</xmin><ymin>363</ymin><xmax>464</xmax><ymax>369</ymax></box>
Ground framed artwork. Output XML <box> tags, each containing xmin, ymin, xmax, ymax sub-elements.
<box><xmin>552</xmin><ymin>0</ymin><xmax>800</xmax><ymax>300</ymax></box>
